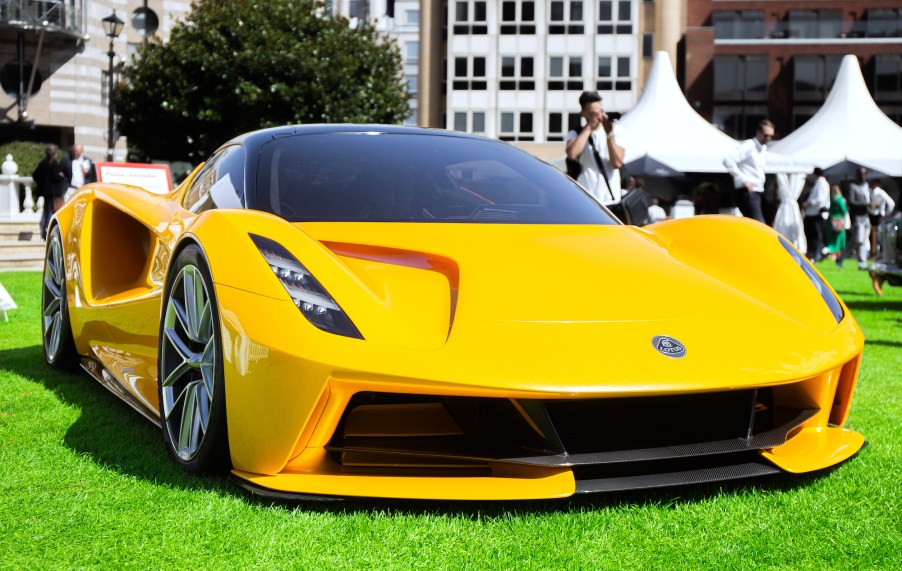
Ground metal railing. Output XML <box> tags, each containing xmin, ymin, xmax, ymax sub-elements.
<box><xmin>0</xmin><ymin>1</ymin><xmax>85</xmax><ymax>34</ymax></box>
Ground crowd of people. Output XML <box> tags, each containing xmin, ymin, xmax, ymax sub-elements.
<box><xmin>799</xmin><ymin>167</ymin><xmax>896</xmax><ymax>270</ymax></box>
<box><xmin>722</xmin><ymin>119</ymin><xmax>898</xmax><ymax>270</ymax></box>
<box><xmin>562</xmin><ymin>95</ymin><xmax>898</xmax><ymax>270</ymax></box>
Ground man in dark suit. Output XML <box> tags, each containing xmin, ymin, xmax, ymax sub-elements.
<box><xmin>32</xmin><ymin>144</ymin><xmax>69</xmax><ymax>239</ymax></box>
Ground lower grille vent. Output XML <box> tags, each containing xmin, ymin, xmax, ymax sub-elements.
<box><xmin>326</xmin><ymin>386</ymin><xmax>816</xmax><ymax>488</ymax></box>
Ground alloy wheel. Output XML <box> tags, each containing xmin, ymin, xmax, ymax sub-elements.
<box><xmin>160</xmin><ymin>264</ymin><xmax>217</xmax><ymax>462</ymax></box>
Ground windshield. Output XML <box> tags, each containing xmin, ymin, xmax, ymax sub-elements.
<box><xmin>255</xmin><ymin>132</ymin><xmax>616</xmax><ymax>224</ymax></box>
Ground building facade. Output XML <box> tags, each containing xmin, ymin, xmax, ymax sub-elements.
<box><xmin>443</xmin><ymin>1</ymin><xmax>647</xmax><ymax>147</ymax></box>
<box><xmin>327</xmin><ymin>0</ymin><xmax>421</xmax><ymax>125</ymax></box>
<box><xmin>685</xmin><ymin>0</ymin><xmax>902</xmax><ymax>140</ymax></box>
<box><xmin>0</xmin><ymin>1</ymin><xmax>190</xmax><ymax>161</ymax></box>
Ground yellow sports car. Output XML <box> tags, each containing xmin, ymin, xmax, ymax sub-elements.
<box><xmin>42</xmin><ymin>125</ymin><xmax>865</xmax><ymax>500</ymax></box>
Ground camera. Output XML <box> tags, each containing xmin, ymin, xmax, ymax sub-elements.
<box><xmin>606</xmin><ymin>111</ymin><xmax>622</xmax><ymax>121</ymax></box>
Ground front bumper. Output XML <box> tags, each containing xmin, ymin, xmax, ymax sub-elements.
<box><xmin>229</xmin><ymin>354</ymin><xmax>865</xmax><ymax>500</ymax></box>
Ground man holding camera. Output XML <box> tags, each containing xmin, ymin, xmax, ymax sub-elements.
<box><xmin>565</xmin><ymin>91</ymin><xmax>625</xmax><ymax>205</ymax></box>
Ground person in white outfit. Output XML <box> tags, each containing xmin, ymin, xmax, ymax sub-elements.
<box><xmin>565</xmin><ymin>91</ymin><xmax>626</xmax><ymax>206</ymax></box>
<box><xmin>647</xmin><ymin>197</ymin><xmax>667</xmax><ymax>223</ymax></box>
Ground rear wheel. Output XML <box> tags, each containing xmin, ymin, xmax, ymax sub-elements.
<box><xmin>41</xmin><ymin>225</ymin><xmax>78</xmax><ymax>369</ymax></box>
<box><xmin>158</xmin><ymin>244</ymin><xmax>229</xmax><ymax>473</ymax></box>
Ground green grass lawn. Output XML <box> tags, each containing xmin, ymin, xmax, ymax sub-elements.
<box><xmin>1</xmin><ymin>265</ymin><xmax>899</xmax><ymax>570</ymax></box>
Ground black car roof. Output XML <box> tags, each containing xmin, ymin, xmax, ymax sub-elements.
<box><xmin>225</xmin><ymin>124</ymin><xmax>486</xmax><ymax>149</ymax></box>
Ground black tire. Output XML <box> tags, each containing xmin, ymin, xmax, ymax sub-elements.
<box><xmin>41</xmin><ymin>225</ymin><xmax>79</xmax><ymax>370</ymax></box>
<box><xmin>158</xmin><ymin>244</ymin><xmax>229</xmax><ymax>473</ymax></box>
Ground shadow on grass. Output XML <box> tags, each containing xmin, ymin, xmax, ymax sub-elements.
<box><xmin>864</xmin><ymin>339</ymin><xmax>902</xmax><ymax>349</ymax></box>
<box><xmin>1</xmin><ymin>344</ymin><xmax>233</xmax><ymax>497</ymax></box>
<box><xmin>842</xmin><ymin>299</ymin><xmax>902</xmax><ymax>312</ymax></box>
<box><xmin>1</xmin><ymin>343</ymin><xmax>853</xmax><ymax>517</ymax></box>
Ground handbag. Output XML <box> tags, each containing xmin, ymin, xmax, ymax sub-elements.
<box><xmin>831</xmin><ymin>217</ymin><xmax>844</xmax><ymax>232</ymax></box>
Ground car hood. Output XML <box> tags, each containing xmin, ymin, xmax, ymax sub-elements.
<box><xmin>302</xmin><ymin>222</ymin><xmax>790</xmax><ymax>323</ymax></box>
<box><xmin>265</xmin><ymin>220</ymin><xmax>861</xmax><ymax>392</ymax></box>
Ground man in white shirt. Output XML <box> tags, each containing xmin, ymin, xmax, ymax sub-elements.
<box><xmin>565</xmin><ymin>91</ymin><xmax>625</xmax><ymax>206</ymax></box>
<box><xmin>723</xmin><ymin>119</ymin><xmax>774</xmax><ymax>224</ymax></box>
<box><xmin>66</xmin><ymin>143</ymin><xmax>96</xmax><ymax>200</ymax></box>
<box><xmin>647</xmin><ymin>197</ymin><xmax>667</xmax><ymax>223</ymax></box>
<box><xmin>801</xmin><ymin>167</ymin><xmax>830</xmax><ymax>261</ymax></box>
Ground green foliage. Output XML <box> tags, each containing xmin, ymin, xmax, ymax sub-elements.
<box><xmin>115</xmin><ymin>0</ymin><xmax>409</xmax><ymax>161</ymax></box>
<box><xmin>0</xmin><ymin>263</ymin><xmax>899</xmax><ymax>569</ymax></box>
<box><xmin>0</xmin><ymin>141</ymin><xmax>49</xmax><ymax>175</ymax></box>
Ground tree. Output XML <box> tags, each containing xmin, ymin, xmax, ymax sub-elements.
<box><xmin>116</xmin><ymin>0</ymin><xmax>409</xmax><ymax>161</ymax></box>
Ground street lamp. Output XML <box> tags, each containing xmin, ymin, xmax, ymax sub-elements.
<box><xmin>102</xmin><ymin>10</ymin><xmax>125</xmax><ymax>161</ymax></box>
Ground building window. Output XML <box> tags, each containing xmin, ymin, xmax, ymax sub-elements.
<box><xmin>597</xmin><ymin>56</ymin><xmax>612</xmax><ymax>90</ymax></box>
<box><xmin>786</xmin><ymin>10</ymin><xmax>843</xmax><ymax>39</ymax></box>
<box><xmin>405</xmin><ymin>74</ymin><xmax>418</xmax><ymax>96</ymax></box>
<box><xmin>454</xmin><ymin>112</ymin><xmax>468</xmax><ymax>132</ymax></box>
<box><xmin>547</xmin><ymin>112</ymin><xmax>582</xmax><ymax>141</ymax></box>
<box><xmin>713</xmin><ymin>106</ymin><xmax>768</xmax><ymax>139</ymax></box>
<box><xmin>713</xmin><ymin>55</ymin><xmax>767</xmax><ymax>102</ymax></box>
<box><xmin>596</xmin><ymin>56</ymin><xmax>631</xmax><ymax>91</ymax></box>
<box><xmin>712</xmin><ymin>11</ymin><xmax>765</xmax><ymax>39</ymax></box>
<box><xmin>793</xmin><ymin>55</ymin><xmax>841</xmax><ymax>101</ymax></box>
<box><xmin>548</xmin><ymin>56</ymin><xmax>583</xmax><ymax>90</ymax></box>
<box><xmin>452</xmin><ymin>56</ymin><xmax>487</xmax><ymax>90</ymax></box>
<box><xmin>867</xmin><ymin>9</ymin><xmax>902</xmax><ymax>38</ymax></box>
<box><xmin>642</xmin><ymin>33</ymin><xmax>653</xmax><ymax>57</ymax></box>
<box><xmin>404</xmin><ymin>42</ymin><xmax>419</xmax><ymax>64</ymax></box>
<box><xmin>598</xmin><ymin>0</ymin><xmax>632</xmax><ymax>35</ymax></box>
<box><xmin>500</xmin><ymin>111</ymin><xmax>534</xmax><ymax>141</ymax></box>
<box><xmin>501</xmin><ymin>1</ymin><xmax>536</xmax><ymax>35</ymax></box>
<box><xmin>454</xmin><ymin>1</ymin><xmax>488</xmax><ymax>34</ymax></box>
<box><xmin>549</xmin><ymin>1</ymin><xmax>584</xmax><ymax>34</ymax></box>
<box><xmin>405</xmin><ymin>9</ymin><xmax>420</xmax><ymax>25</ymax></box>
<box><xmin>473</xmin><ymin>112</ymin><xmax>486</xmax><ymax>133</ymax></box>
<box><xmin>452</xmin><ymin>111</ymin><xmax>487</xmax><ymax>134</ymax></box>
<box><xmin>500</xmin><ymin>56</ymin><xmax>535</xmax><ymax>90</ymax></box>
<box><xmin>875</xmin><ymin>54</ymin><xmax>902</xmax><ymax>101</ymax></box>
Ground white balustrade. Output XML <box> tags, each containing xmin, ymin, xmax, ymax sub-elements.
<box><xmin>0</xmin><ymin>154</ymin><xmax>41</xmax><ymax>222</ymax></box>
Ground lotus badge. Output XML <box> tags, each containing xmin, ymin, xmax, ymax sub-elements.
<box><xmin>652</xmin><ymin>335</ymin><xmax>686</xmax><ymax>358</ymax></box>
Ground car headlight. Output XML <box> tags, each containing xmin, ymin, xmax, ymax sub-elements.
<box><xmin>250</xmin><ymin>234</ymin><xmax>363</xmax><ymax>339</ymax></box>
<box><xmin>778</xmin><ymin>236</ymin><xmax>844</xmax><ymax>324</ymax></box>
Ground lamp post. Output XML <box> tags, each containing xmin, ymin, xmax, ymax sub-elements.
<box><xmin>102</xmin><ymin>10</ymin><xmax>125</xmax><ymax>162</ymax></box>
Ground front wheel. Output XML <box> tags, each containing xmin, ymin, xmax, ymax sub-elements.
<box><xmin>41</xmin><ymin>225</ymin><xmax>78</xmax><ymax>369</ymax></box>
<box><xmin>158</xmin><ymin>244</ymin><xmax>229</xmax><ymax>473</ymax></box>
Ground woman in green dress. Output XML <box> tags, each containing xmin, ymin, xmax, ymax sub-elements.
<box><xmin>825</xmin><ymin>184</ymin><xmax>847</xmax><ymax>262</ymax></box>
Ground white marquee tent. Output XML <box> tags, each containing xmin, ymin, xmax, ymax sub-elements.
<box><xmin>769</xmin><ymin>54</ymin><xmax>902</xmax><ymax>177</ymax></box>
<box><xmin>618</xmin><ymin>51</ymin><xmax>740</xmax><ymax>175</ymax></box>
